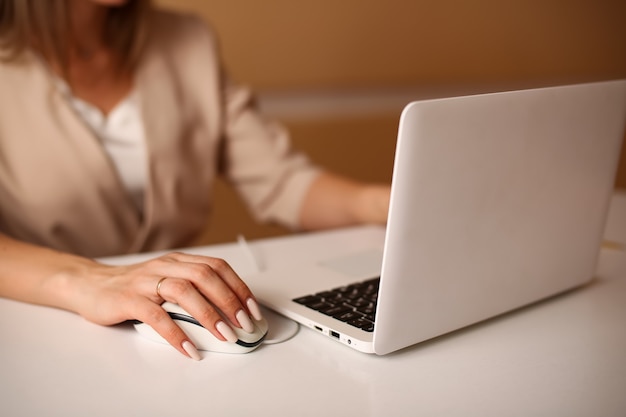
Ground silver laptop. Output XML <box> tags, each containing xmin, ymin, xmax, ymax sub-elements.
<box><xmin>244</xmin><ymin>80</ymin><xmax>626</xmax><ymax>355</ymax></box>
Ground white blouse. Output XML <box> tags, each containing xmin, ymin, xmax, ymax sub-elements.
<box><xmin>57</xmin><ymin>81</ymin><xmax>148</xmax><ymax>213</ymax></box>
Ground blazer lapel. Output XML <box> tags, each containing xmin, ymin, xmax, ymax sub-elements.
<box><xmin>130</xmin><ymin>42</ymin><xmax>185</xmax><ymax>252</ymax></box>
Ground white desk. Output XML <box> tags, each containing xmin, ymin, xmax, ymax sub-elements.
<box><xmin>2</xmin><ymin>192</ymin><xmax>625</xmax><ymax>417</ymax></box>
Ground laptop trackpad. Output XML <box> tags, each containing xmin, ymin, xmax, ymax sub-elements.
<box><xmin>318</xmin><ymin>248</ymin><xmax>383</xmax><ymax>278</ymax></box>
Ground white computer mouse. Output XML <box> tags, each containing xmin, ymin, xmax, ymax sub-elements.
<box><xmin>133</xmin><ymin>302</ymin><xmax>269</xmax><ymax>354</ymax></box>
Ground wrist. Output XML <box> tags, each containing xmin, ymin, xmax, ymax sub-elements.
<box><xmin>40</xmin><ymin>255</ymin><xmax>100</xmax><ymax>314</ymax></box>
<box><xmin>354</xmin><ymin>184</ymin><xmax>391</xmax><ymax>225</ymax></box>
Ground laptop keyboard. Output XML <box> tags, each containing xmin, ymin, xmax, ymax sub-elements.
<box><xmin>292</xmin><ymin>277</ymin><xmax>379</xmax><ymax>332</ymax></box>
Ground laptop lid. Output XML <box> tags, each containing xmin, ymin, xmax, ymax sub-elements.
<box><xmin>245</xmin><ymin>80</ymin><xmax>626</xmax><ymax>355</ymax></box>
<box><xmin>374</xmin><ymin>79</ymin><xmax>626</xmax><ymax>354</ymax></box>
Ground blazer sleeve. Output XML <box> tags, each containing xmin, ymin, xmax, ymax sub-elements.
<box><xmin>218</xmin><ymin>67</ymin><xmax>321</xmax><ymax>229</ymax></box>
<box><xmin>152</xmin><ymin>10</ymin><xmax>322</xmax><ymax>231</ymax></box>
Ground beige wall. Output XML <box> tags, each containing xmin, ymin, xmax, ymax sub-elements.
<box><xmin>156</xmin><ymin>0</ymin><xmax>626</xmax><ymax>90</ymax></box>
<box><xmin>154</xmin><ymin>0</ymin><xmax>626</xmax><ymax>244</ymax></box>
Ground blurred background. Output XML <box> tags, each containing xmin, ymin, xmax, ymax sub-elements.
<box><xmin>156</xmin><ymin>0</ymin><xmax>626</xmax><ymax>245</ymax></box>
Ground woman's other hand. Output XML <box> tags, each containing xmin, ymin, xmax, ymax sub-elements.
<box><xmin>299</xmin><ymin>172</ymin><xmax>391</xmax><ymax>230</ymax></box>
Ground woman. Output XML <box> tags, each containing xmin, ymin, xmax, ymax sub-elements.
<box><xmin>0</xmin><ymin>0</ymin><xmax>390</xmax><ymax>360</ymax></box>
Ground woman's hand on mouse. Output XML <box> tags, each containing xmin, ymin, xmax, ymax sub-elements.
<box><xmin>67</xmin><ymin>252</ymin><xmax>263</xmax><ymax>360</ymax></box>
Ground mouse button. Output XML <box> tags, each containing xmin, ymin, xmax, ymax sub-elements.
<box><xmin>175</xmin><ymin>319</ymin><xmax>254</xmax><ymax>354</ymax></box>
<box><xmin>255</xmin><ymin>317</ymin><xmax>269</xmax><ymax>334</ymax></box>
<box><xmin>254</xmin><ymin>318</ymin><xmax>270</xmax><ymax>333</ymax></box>
<box><xmin>175</xmin><ymin>319</ymin><xmax>223</xmax><ymax>352</ymax></box>
<box><xmin>232</xmin><ymin>320</ymin><xmax>268</xmax><ymax>347</ymax></box>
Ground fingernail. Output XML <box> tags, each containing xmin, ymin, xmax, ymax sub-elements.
<box><xmin>182</xmin><ymin>341</ymin><xmax>202</xmax><ymax>361</ymax></box>
<box><xmin>247</xmin><ymin>298</ymin><xmax>263</xmax><ymax>321</ymax></box>
<box><xmin>216</xmin><ymin>321</ymin><xmax>238</xmax><ymax>343</ymax></box>
<box><xmin>236</xmin><ymin>309</ymin><xmax>255</xmax><ymax>333</ymax></box>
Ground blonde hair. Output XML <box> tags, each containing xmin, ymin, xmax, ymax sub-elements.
<box><xmin>0</xmin><ymin>0</ymin><xmax>151</xmax><ymax>72</ymax></box>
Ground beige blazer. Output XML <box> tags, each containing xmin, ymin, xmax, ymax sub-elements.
<box><xmin>0</xmin><ymin>10</ymin><xmax>319</xmax><ymax>257</ymax></box>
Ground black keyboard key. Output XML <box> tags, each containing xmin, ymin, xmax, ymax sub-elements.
<box><xmin>348</xmin><ymin>317</ymin><xmax>375</xmax><ymax>332</ymax></box>
<box><xmin>345</xmin><ymin>297</ymin><xmax>373</xmax><ymax>309</ymax></box>
<box><xmin>335</xmin><ymin>311</ymin><xmax>363</xmax><ymax>322</ymax></box>
<box><xmin>293</xmin><ymin>295</ymin><xmax>321</xmax><ymax>306</ymax></box>
<box><xmin>321</xmin><ymin>306</ymin><xmax>351</xmax><ymax>317</ymax></box>
<box><xmin>356</xmin><ymin>306</ymin><xmax>376</xmax><ymax>317</ymax></box>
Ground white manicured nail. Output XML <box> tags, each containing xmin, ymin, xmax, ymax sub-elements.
<box><xmin>247</xmin><ymin>298</ymin><xmax>263</xmax><ymax>321</ymax></box>
<box><xmin>216</xmin><ymin>321</ymin><xmax>238</xmax><ymax>343</ymax></box>
<box><xmin>182</xmin><ymin>341</ymin><xmax>201</xmax><ymax>361</ymax></box>
<box><xmin>236</xmin><ymin>309</ymin><xmax>255</xmax><ymax>333</ymax></box>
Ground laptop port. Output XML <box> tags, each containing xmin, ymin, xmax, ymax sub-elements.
<box><xmin>330</xmin><ymin>330</ymin><xmax>340</xmax><ymax>339</ymax></box>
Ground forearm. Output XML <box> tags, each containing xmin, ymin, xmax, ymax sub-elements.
<box><xmin>298</xmin><ymin>172</ymin><xmax>390</xmax><ymax>230</ymax></box>
<box><xmin>0</xmin><ymin>232</ymin><xmax>266</xmax><ymax>360</ymax></box>
<box><xmin>0</xmin><ymin>232</ymin><xmax>96</xmax><ymax>312</ymax></box>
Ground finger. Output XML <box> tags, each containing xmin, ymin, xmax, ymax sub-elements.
<box><xmin>160</xmin><ymin>261</ymin><xmax>249</xmax><ymax>331</ymax></box>
<box><xmin>163</xmin><ymin>253</ymin><xmax>262</xmax><ymax>324</ymax></box>
<box><xmin>156</xmin><ymin>277</ymin><xmax>239</xmax><ymax>342</ymax></box>
<box><xmin>135</xmin><ymin>253</ymin><xmax>260</xmax><ymax>331</ymax></box>
<box><xmin>168</xmin><ymin>252</ymin><xmax>254</xmax><ymax>301</ymax></box>
<box><xmin>203</xmin><ymin>257</ymin><xmax>259</xmax><ymax>309</ymax></box>
<box><xmin>131</xmin><ymin>297</ymin><xmax>202</xmax><ymax>361</ymax></box>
